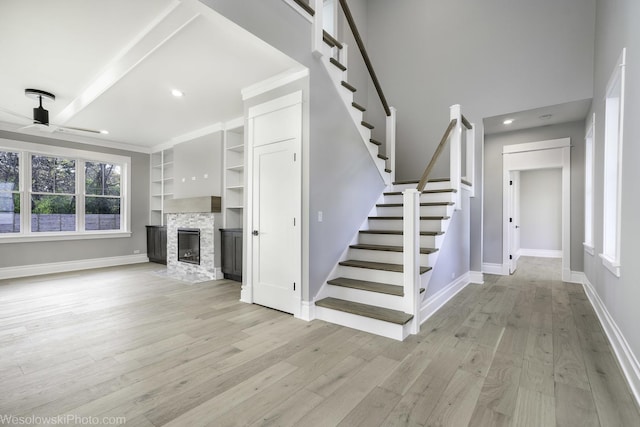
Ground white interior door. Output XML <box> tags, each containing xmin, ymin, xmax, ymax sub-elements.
<box><xmin>248</xmin><ymin>94</ymin><xmax>302</xmax><ymax>315</ymax></box>
<box><xmin>509</xmin><ymin>171</ymin><xmax>521</xmax><ymax>274</ymax></box>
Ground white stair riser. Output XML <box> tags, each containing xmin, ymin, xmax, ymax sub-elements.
<box><xmin>383</xmin><ymin>192</ymin><xmax>455</xmax><ymax>204</ymax></box>
<box><xmin>359</xmin><ymin>233</ymin><xmax>438</xmax><ymax>248</ymax></box>
<box><xmin>336</xmin><ymin>265</ymin><xmax>404</xmax><ymax>286</ymax></box>
<box><xmin>314</xmin><ymin>306</ymin><xmax>409</xmax><ymax>341</ymax></box>
<box><xmin>324</xmin><ymin>284</ymin><xmax>405</xmax><ymax>311</ymax></box>
<box><xmin>392</xmin><ymin>181</ymin><xmax>451</xmax><ymax>192</ymax></box>
<box><xmin>376</xmin><ymin>205</ymin><xmax>452</xmax><ymax>217</ymax></box>
<box><xmin>368</xmin><ymin>218</ymin><xmax>446</xmax><ymax>232</ymax></box>
<box><xmin>347</xmin><ymin>248</ymin><xmax>433</xmax><ymax>266</ymax></box>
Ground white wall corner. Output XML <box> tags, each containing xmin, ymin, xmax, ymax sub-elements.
<box><xmin>420</xmin><ymin>272</ymin><xmax>471</xmax><ymax>325</ymax></box>
<box><xmin>482</xmin><ymin>262</ymin><xmax>508</xmax><ymax>276</ymax></box>
<box><xmin>0</xmin><ymin>254</ymin><xmax>149</xmax><ymax>280</ymax></box>
<box><xmin>299</xmin><ymin>300</ymin><xmax>315</xmax><ymax>321</ymax></box>
<box><xmin>469</xmin><ymin>271</ymin><xmax>484</xmax><ymax>284</ymax></box>
<box><xmin>582</xmin><ymin>275</ymin><xmax>640</xmax><ymax>407</ymax></box>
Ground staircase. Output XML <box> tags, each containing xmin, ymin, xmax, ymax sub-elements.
<box><xmin>290</xmin><ymin>0</ymin><xmax>475</xmax><ymax>340</ymax></box>
<box><xmin>314</xmin><ymin>179</ymin><xmax>457</xmax><ymax>340</ymax></box>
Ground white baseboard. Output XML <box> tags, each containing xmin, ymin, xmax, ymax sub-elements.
<box><xmin>519</xmin><ymin>248</ymin><xmax>562</xmax><ymax>258</ymax></box>
<box><xmin>469</xmin><ymin>271</ymin><xmax>484</xmax><ymax>284</ymax></box>
<box><xmin>482</xmin><ymin>262</ymin><xmax>508</xmax><ymax>275</ymax></box>
<box><xmin>581</xmin><ymin>274</ymin><xmax>640</xmax><ymax>407</ymax></box>
<box><xmin>298</xmin><ymin>300</ymin><xmax>314</xmax><ymax>321</ymax></box>
<box><xmin>568</xmin><ymin>270</ymin><xmax>584</xmax><ymax>284</ymax></box>
<box><xmin>420</xmin><ymin>272</ymin><xmax>472</xmax><ymax>325</ymax></box>
<box><xmin>0</xmin><ymin>254</ymin><xmax>149</xmax><ymax>280</ymax></box>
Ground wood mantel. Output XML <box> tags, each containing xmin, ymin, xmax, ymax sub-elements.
<box><xmin>164</xmin><ymin>196</ymin><xmax>221</xmax><ymax>214</ymax></box>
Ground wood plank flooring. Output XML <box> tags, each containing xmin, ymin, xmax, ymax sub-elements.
<box><xmin>1</xmin><ymin>257</ymin><xmax>639</xmax><ymax>426</ymax></box>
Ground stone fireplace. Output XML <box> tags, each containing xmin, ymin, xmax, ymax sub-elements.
<box><xmin>164</xmin><ymin>196</ymin><xmax>222</xmax><ymax>283</ymax></box>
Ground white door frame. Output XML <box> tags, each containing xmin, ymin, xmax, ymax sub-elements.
<box><xmin>242</xmin><ymin>91</ymin><xmax>303</xmax><ymax>318</ymax></box>
<box><xmin>502</xmin><ymin>138</ymin><xmax>571</xmax><ymax>281</ymax></box>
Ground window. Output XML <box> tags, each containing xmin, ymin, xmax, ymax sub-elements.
<box><xmin>583</xmin><ymin>115</ymin><xmax>594</xmax><ymax>255</ymax></box>
<box><xmin>0</xmin><ymin>151</ymin><xmax>20</xmax><ymax>233</ymax></box>
<box><xmin>0</xmin><ymin>139</ymin><xmax>130</xmax><ymax>242</ymax></box>
<box><xmin>600</xmin><ymin>48</ymin><xmax>626</xmax><ymax>277</ymax></box>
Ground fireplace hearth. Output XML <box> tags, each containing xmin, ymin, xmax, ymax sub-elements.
<box><xmin>177</xmin><ymin>228</ymin><xmax>200</xmax><ymax>265</ymax></box>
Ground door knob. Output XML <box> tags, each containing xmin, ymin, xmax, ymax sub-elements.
<box><xmin>252</xmin><ymin>230</ymin><xmax>259</xmax><ymax>236</ymax></box>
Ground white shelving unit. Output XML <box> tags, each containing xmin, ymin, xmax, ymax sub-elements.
<box><xmin>149</xmin><ymin>148</ymin><xmax>174</xmax><ymax>225</ymax></box>
<box><xmin>223</xmin><ymin>126</ymin><xmax>245</xmax><ymax>228</ymax></box>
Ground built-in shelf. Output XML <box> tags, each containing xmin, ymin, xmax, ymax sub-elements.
<box><xmin>149</xmin><ymin>147</ymin><xmax>175</xmax><ymax>226</ymax></box>
<box><xmin>223</xmin><ymin>125</ymin><xmax>245</xmax><ymax>229</ymax></box>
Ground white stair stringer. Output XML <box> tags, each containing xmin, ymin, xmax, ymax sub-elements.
<box><xmin>319</xmin><ymin>42</ymin><xmax>390</xmax><ymax>185</ymax></box>
<box><xmin>313</xmin><ymin>180</ymin><xmax>458</xmax><ymax>340</ymax></box>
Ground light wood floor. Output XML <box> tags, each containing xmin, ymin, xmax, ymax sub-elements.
<box><xmin>1</xmin><ymin>258</ymin><xmax>639</xmax><ymax>426</ymax></box>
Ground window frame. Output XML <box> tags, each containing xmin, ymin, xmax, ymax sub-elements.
<box><xmin>583</xmin><ymin>114</ymin><xmax>595</xmax><ymax>255</ymax></box>
<box><xmin>0</xmin><ymin>138</ymin><xmax>131</xmax><ymax>243</ymax></box>
<box><xmin>599</xmin><ymin>48</ymin><xmax>626</xmax><ymax>277</ymax></box>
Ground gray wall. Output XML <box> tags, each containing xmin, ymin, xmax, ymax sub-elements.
<box><xmin>174</xmin><ymin>131</ymin><xmax>222</xmax><ymax>198</ymax></box>
<box><xmin>520</xmin><ymin>169</ymin><xmax>562</xmax><ymax>251</ymax></box>
<box><xmin>363</xmin><ymin>0</ymin><xmax>595</xmax><ymax>272</ymax></box>
<box><xmin>583</xmin><ymin>0</ymin><xmax>640</xmax><ymax>366</ymax></box>
<box><xmin>202</xmin><ymin>0</ymin><xmax>385</xmax><ymax>299</ymax></box>
<box><xmin>483</xmin><ymin>121</ymin><xmax>585</xmax><ymax>270</ymax></box>
<box><xmin>0</xmin><ymin>130</ymin><xmax>149</xmax><ymax>267</ymax></box>
<box><xmin>173</xmin><ymin>131</ymin><xmax>223</xmax><ymax>268</ymax></box>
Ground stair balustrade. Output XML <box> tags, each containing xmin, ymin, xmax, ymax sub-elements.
<box><xmin>403</xmin><ymin>104</ymin><xmax>475</xmax><ymax>330</ymax></box>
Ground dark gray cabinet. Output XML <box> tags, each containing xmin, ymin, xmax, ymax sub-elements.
<box><xmin>220</xmin><ymin>228</ymin><xmax>242</xmax><ymax>282</ymax></box>
<box><xmin>146</xmin><ymin>225</ymin><xmax>167</xmax><ymax>264</ymax></box>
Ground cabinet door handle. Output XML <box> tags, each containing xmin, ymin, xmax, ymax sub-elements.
<box><xmin>252</xmin><ymin>230</ymin><xmax>259</xmax><ymax>236</ymax></box>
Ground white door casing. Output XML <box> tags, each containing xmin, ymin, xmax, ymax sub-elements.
<box><xmin>243</xmin><ymin>91</ymin><xmax>302</xmax><ymax>317</ymax></box>
<box><xmin>502</xmin><ymin>138</ymin><xmax>571</xmax><ymax>281</ymax></box>
<box><xmin>509</xmin><ymin>171</ymin><xmax>521</xmax><ymax>274</ymax></box>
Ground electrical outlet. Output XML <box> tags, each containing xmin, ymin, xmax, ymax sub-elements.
<box><xmin>133</xmin><ymin>249</ymin><xmax>140</xmax><ymax>254</ymax></box>
<box><xmin>318</xmin><ymin>211</ymin><xmax>323</xmax><ymax>222</ymax></box>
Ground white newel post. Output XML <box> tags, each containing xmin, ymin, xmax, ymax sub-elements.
<box><xmin>403</xmin><ymin>189</ymin><xmax>420</xmax><ymax>334</ymax></box>
<box><xmin>312</xmin><ymin>0</ymin><xmax>323</xmax><ymax>56</ymax></box>
<box><xmin>449</xmin><ymin>104</ymin><xmax>462</xmax><ymax>209</ymax></box>
<box><xmin>466</xmin><ymin>123</ymin><xmax>475</xmax><ymax>197</ymax></box>
<box><xmin>386</xmin><ymin>106</ymin><xmax>397</xmax><ymax>184</ymax></box>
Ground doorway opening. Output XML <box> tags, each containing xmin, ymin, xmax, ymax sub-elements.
<box><xmin>502</xmin><ymin>138</ymin><xmax>571</xmax><ymax>281</ymax></box>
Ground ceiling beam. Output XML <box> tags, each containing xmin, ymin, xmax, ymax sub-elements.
<box><xmin>53</xmin><ymin>0</ymin><xmax>200</xmax><ymax>127</ymax></box>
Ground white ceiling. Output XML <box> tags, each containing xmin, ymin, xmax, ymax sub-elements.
<box><xmin>483</xmin><ymin>99</ymin><xmax>592</xmax><ymax>135</ymax></box>
<box><xmin>0</xmin><ymin>0</ymin><xmax>302</xmax><ymax>151</ymax></box>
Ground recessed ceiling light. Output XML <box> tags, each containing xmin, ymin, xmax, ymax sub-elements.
<box><xmin>171</xmin><ymin>89</ymin><xmax>184</xmax><ymax>98</ymax></box>
<box><xmin>539</xmin><ymin>114</ymin><xmax>553</xmax><ymax>120</ymax></box>
<box><xmin>100</xmin><ymin>130</ymin><xmax>109</xmax><ymax>135</ymax></box>
<box><xmin>503</xmin><ymin>119</ymin><xmax>514</xmax><ymax>125</ymax></box>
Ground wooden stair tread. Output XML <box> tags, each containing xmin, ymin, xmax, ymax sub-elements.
<box><xmin>315</xmin><ymin>297</ymin><xmax>413</xmax><ymax>325</ymax></box>
<box><xmin>339</xmin><ymin>260</ymin><xmax>431</xmax><ymax>274</ymax></box>
<box><xmin>360</xmin><ymin>229</ymin><xmax>444</xmax><ymax>236</ymax></box>
<box><xmin>323</xmin><ymin>31</ymin><xmax>343</xmax><ymax>49</ymax></box>
<box><xmin>377</xmin><ymin>202</ymin><xmax>454</xmax><ymax>207</ymax></box>
<box><xmin>377</xmin><ymin>154</ymin><xmax>388</xmax><ymax>160</ymax></box>
<box><xmin>392</xmin><ymin>178</ymin><xmax>450</xmax><ymax>185</ymax></box>
<box><xmin>361</xmin><ymin>120</ymin><xmax>374</xmax><ymax>129</ymax></box>
<box><xmin>350</xmin><ymin>244</ymin><xmax>438</xmax><ymax>254</ymax></box>
<box><xmin>329</xmin><ymin>57</ymin><xmax>347</xmax><ymax>71</ymax></box>
<box><xmin>352</xmin><ymin>102</ymin><xmax>366</xmax><ymax>112</ymax></box>
<box><xmin>341</xmin><ymin>81</ymin><xmax>357</xmax><ymax>92</ymax></box>
<box><xmin>327</xmin><ymin>277</ymin><xmax>403</xmax><ymax>296</ymax></box>
<box><xmin>369</xmin><ymin>138</ymin><xmax>382</xmax><ymax>146</ymax></box>
<box><xmin>369</xmin><ymin>216</ymin><xmax>450</xmax><ymax>220</ymax></box>
<box><xmin>384</xmin><ymin>189</ymin><xmax>457</xmax><ymax>195</ymax></box>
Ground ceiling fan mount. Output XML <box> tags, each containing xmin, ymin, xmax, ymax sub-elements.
<box><xmin>25</xmin><ymin>88</ymin><xmax>56</xmax><ymax>126</ymax></box>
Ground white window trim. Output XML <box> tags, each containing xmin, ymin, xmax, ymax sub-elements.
<box><xmin>583</xmin><ymin>113</ymin><xmax>595</xmax><ymax>256</ymax></box>
<box><xmin>0</xmin><ymin>138</ymin><xmax>131</xmax><ymax>243</ymax></box>
<box><xmin>599</xmin><ymin>48</ymin><xmax>626</xmax><ymax>277</ymax></box>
